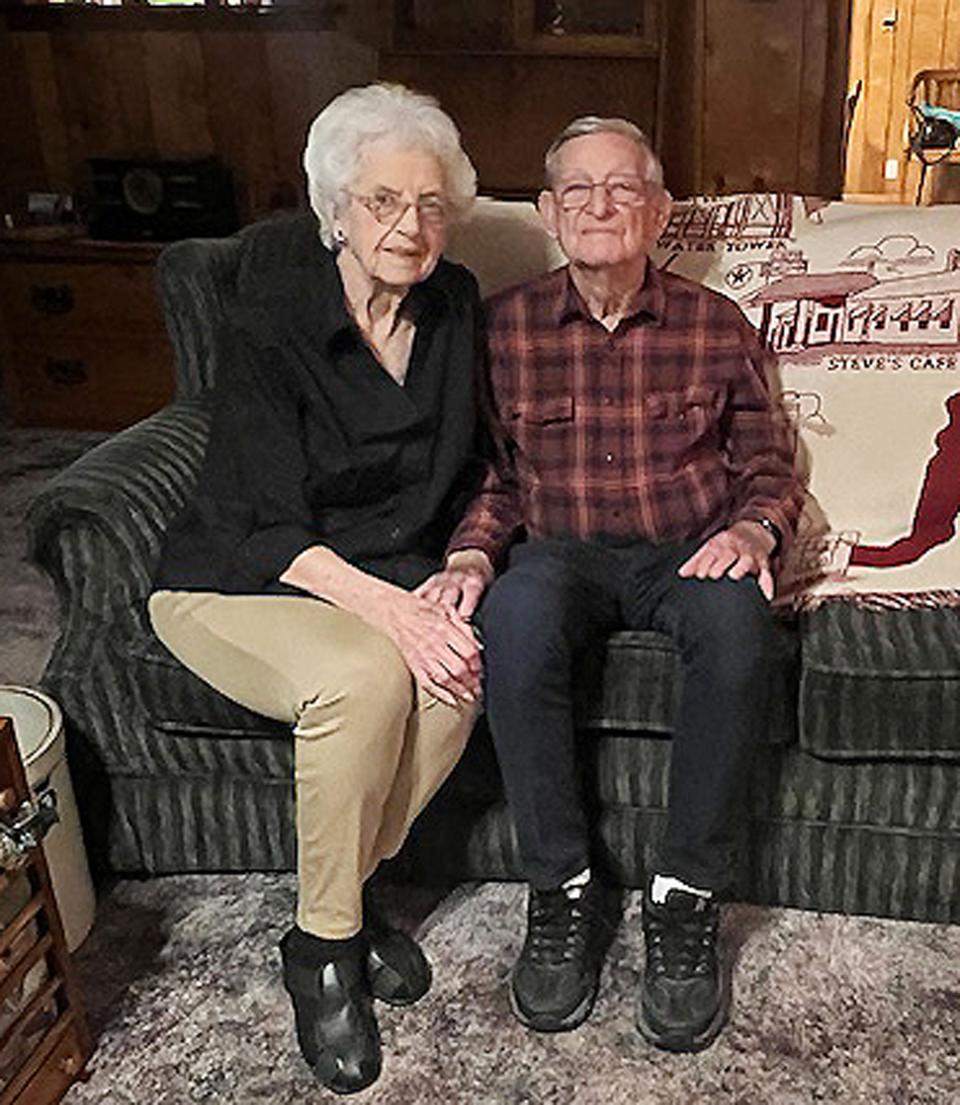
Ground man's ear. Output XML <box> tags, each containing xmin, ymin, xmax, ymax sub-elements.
<box><xmin>652</xmin><ymin>188</ymin><xmax>673</xmax><ymax>239</ymax></box>
<box><xmin>537</xmin><ymin>189</ymin><xmax>559</xmax><ymax>239</ymax></box>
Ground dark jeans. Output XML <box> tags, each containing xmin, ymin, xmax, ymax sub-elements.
<box><xmin>477</xmin><ymin>536</ymin><xmax>775</xmax><ymax>893</ymax></box>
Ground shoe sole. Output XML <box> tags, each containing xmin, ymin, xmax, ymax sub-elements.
<box><xmin>635</xmin><ymin>974</ymin><xmax>731</xmax><ymax>1054</ymax></box>
<box><xmin>509</xmin><ymin>974</ymin><xmax>600</xmax><ymax>1033</ymax></box>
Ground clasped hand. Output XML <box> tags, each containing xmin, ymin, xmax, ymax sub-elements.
<box><xmin>377</xmin><ymin>548</ymin><xmax>494</xmax><ymax>707</ymax></box>
<box><xmin>371</xmin><ymin>588</ymin><xmax>483</xmax><ymax>708</ymax></box>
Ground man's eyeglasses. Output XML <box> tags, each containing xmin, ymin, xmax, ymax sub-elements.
<box><xmin>554</xmin><ymin>177</ymin><xmax>652</xmax><ymax>212</ymax></box>
<box><xmin>348</xmin><ymin>188</ymin><xmax>449</xmax><ymax>228</ymax></box>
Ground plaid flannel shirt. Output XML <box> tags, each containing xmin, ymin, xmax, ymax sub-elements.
<box><xmin>448</xmin><ymin>262</ymin><xmax>803</xmax><ymax>564</ymax></box>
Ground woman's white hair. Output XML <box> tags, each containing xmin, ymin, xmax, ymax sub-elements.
<box><xmin>544</xmin><ymin>116</ymin><xmax>665</xmax><ymax>188</ymax></box>
<box><xmin>303</xmin><ymin>82</ymin><xmax>477</xmax><ymax>248</ymax></box>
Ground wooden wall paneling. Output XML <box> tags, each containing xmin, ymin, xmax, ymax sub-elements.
<box><xmin>18</xmin><ymin>33</ymin><xmax>71</xmax><ymax>196</ymax></box>
<box><xmin>942</xmin><ymin>0</ymin><xmax>960</xmax><ymax>62</ymax></box>
<box><xmin>702</xmin><ymin>0</ymin><xmax>808</xmax><ymax>193</ymax></box>
<box><xmin>843</xmin><ymin>0</ymin><xmax>873</xmax><ymax>194</ymax></box>
<box><xmin>660</xmin><ymin>0</ymin><xmax>704</xmax><ymax>198</ymax></box>
<box><xmin>199</xmin><ymin>30</ymin><xmax>275</xmax><ymax>222</ymax></box>
<box><xmin>100</xmin><ymin>31</ymin><xmax>154</xmax><ymax>158</ymax></box>
<box><xmin>849</xmin><ymin>0</ymin><xmax>898</xmax><ymax>195</ymax></box>
<box><xmin>0</xmin><ymin>32</ymin><xmax>46</xmax><ymax>217</ymax></box>
<box><xmin>264</xmin><ymin>31</ymin><xmax>377</xmax><ymax>214</ymax></box>
<box><xmin>796</xmin><ymin>0</ymin><xmax>832</xmax><ymax>193</ymax></box>
<box><xmin>142</xmin><ymin>30</ymin><xmax>214</xmax><ymax>159</ymax></box>
<box><xmin>380</xmin><ymin>52</ymin><xmax>660</xmax><ymax>195</ymax></box>
<box><xmin>51</xmin><ymin>32</ymin><xmax>141</xmax><ymax>172</ymax></box>
<box><xmin>817</xmin><ymin>0</ymin><xmax>853</xmax><ymax>196</ymax></box>
<box><xmin>264</xmin><ymin>34</ymin><xmax>317</xmax><ymax>212</ymax></box>
<box><xmin>885</xmin><ymin>0</ymin><xmax>920</xmax><ymax>199</ymax></box>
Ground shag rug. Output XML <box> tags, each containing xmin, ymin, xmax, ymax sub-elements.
<box><xmin>64</xmin><ymin>875</ymin><xmax>960</xmax><ymax>1105</ymax></box>
<box><xmin>3</xmin><ymin>421</ymin><xmax>960</xmax><ymax>1104</ymax></box>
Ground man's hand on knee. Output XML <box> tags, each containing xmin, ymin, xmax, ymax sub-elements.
<box><xmin>677</xmin><ymin>521</ymin><xmax>776</xmax><ymax>601</ymax></box>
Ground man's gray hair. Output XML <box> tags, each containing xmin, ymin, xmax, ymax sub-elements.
<box><xmin>303</xmin><ymin>82</ymin><xmax>477</xmax><ymax>248</ymax></box>
<box><xmin>544</xmin><ymin>116</ymin><xmax>665</xmax><ymax>188</ymax></box>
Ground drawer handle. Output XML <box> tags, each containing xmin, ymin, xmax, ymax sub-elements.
<box><xmin>45</xmin><ymin>358</ymin><xmax>88</xmax><ymax>386</ymax></box>
<box><xmin>59</xmin><ymin>1053</ymin><xmax>80</xmax><ymax>1076</ymax></box>
<box><xmin>31</xmin><ymin>284</ymin><xmax>75</xmax><ymax>315</ymax></box>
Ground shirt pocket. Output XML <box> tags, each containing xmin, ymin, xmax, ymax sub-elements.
<box><xmin>644</xmin><ymin>385</ymin><xmax>722</xmax><ymax>427</ymax></box>
<box><xmin>507</xmin><ymin>394</ymin><xmax>575</xmax><ymax>472</ymax></box>
<box><xmin>643</xmin><ymin>385</ymin><xmax>724</xmax><ymax>464</ymax></box>
<box><xmin>513</xmin><ymin>394</ymin><xmax>575</xmax><ymax>425</ymax></box>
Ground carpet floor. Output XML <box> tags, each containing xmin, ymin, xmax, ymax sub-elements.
<box><xmin>63</xmin><ymin>874</ymin><xmax>960</xmax><ymax>1105</ymax></box>
<box><xmin>3</xmin><ymin>422</ymin><xmax>959</xmax><ymax>1104</ymax></box>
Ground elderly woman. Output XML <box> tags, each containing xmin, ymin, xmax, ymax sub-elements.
<box><xmin>148</xmin><ymin>84</ymin><xmax>509</xmax><ymax>1094</ymax></box>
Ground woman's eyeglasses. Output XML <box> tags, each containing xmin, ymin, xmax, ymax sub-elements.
<box><xmin>348</xmin><ymin>189</ymin><xmax>449</xmax><ymax>227</ymax></box>
<box><xmin>554</xmin><ymin>177</ymin><xmax>652</xmax><ymax>212</ymax></box>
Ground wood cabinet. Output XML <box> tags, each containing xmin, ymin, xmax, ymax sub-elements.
<box><xmin>0</xmin><ymin>239</ymin><xmax>174</xmax><ymax>430</ymax></box>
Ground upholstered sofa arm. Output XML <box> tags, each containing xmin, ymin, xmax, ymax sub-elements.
<box><xmin>26</xmin><ymin>398</ymin><xmax>212</xmax><ymax>620</ymax></box>
<box><xmin>157</xmin><ymin>239</ymin><xmax>244</xmax><ymax>397</ymax></box>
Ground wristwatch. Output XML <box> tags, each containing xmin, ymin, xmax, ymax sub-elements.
<box><xmin>754</xmin><ymin>517</ymin><xmax>783</xmax><ymax>557</ymax></box>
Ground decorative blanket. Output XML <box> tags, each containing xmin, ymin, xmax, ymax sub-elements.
<box><xmin>650</xmin><ymin>196</ymin><xmax>960</xmax><ymax>605</ymax></box>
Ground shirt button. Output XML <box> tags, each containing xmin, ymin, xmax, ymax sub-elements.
<box><xmin>602</xmin><ymin>395</ymin><xmax>612</xmax><ymax>406</ymax></box>
<box><xmin>605</xmin><ymin>452</ymin><xmax>615</xmax><ymax>464</ymax></box>
<box><xmin>390</xmin><ymin>526</ymin><xmax>401</xmax><ymax>540</ymax></box>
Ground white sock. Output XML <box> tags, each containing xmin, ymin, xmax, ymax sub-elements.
<box><xmin>561</xmin><ymin>866</ymin><xmax>591</xmax><ymax>897</ymax></box>
<box><xmin>649</xmin><ymin>873</ymin><xmax>713</xmax><ymax>906</ymax></box>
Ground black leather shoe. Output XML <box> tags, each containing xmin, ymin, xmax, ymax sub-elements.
<box><xmin>280</xmin><ymin>928</ymin><xmax>381</xmax><ymax>1095</ymax></box>
<box><xmin>510</xmin><ymin>877</ymin><xmax>619</xmax><ymax>1032</ymax></box>
<box><xmin>366</xmin><ymin>920</ymin><xmax>432</xmax><ymax>1006</ymax></box>
<box><xmin>637</xmin><ymin>883</ymin><xmax>729</xmax><ymax>1053</ymax></box>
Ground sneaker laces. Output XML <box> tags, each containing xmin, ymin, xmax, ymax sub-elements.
<box><xmin>526</xmin><ymin>886</ymin><xmax>593</xmax><ymax>966</ymax></box>
<box><xmin>645</xmin><ymin>896</ymin><xmax>719</xmax><ymax>980</ymax></box>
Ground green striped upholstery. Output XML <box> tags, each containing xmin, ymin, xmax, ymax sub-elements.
<box><xmin>800</xmin><ymin>603</ymin><xmax>960</xmax><ymax>760</ymax></box>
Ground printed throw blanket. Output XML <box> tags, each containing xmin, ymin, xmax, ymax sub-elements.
<box><xmin>650</xmin><ymin>195</ymin><xmax>960</xmax><ymax>606</ymax></box>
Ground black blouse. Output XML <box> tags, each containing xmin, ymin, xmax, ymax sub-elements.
<box><xmin>155</xmin><ymin>242</ymin><xmax>489</xmax><ymax>594</ymax></box>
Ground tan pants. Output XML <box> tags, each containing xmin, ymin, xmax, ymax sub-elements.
<box><xmin>149</xmin><ymin>591</ymin><xmax>475</xmax><ymax>939</ymax></box>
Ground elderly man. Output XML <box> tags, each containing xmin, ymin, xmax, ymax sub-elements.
<box><xmin>441</xmin><ymin>116</ymin><xmax>803</xmax><ymax>1052</ymax></box>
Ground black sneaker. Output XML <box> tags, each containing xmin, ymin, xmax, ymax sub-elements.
<box><xmin>637</xmin><ymin>884</ymin><xmax>728</xmax><ymax>1053</ymax></box>
<box><xmin>510</xmin><ymin>877</ymin><xmax>618</xmax><ymax>1032</ymax></box>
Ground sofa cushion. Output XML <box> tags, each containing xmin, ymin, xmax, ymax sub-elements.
<box><xmin>115</xmin><ymin>605</ymin><xmax>796</xmax><ymax>776</ymax></box>
<box><xmin>799</xmin><ymin>602</ymin><xmax>960</xmax><ymax>760</ymax></box>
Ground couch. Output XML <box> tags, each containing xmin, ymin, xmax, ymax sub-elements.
<box><xmin>26</xmin><ymin>201</ymin><xmax>960</xmax><ymax>924</ymax></box>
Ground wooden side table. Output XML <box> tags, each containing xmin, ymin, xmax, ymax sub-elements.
<box><xmin>0</xmin><ymin>717</ymin><xmax>92</xmax><ymax>1105</ymax></box>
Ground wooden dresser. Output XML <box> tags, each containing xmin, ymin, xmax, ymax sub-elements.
<box><xmin>0</xmin><ymin>238</ymin><xmax>175</xmax><ymax>430</ymax></box>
